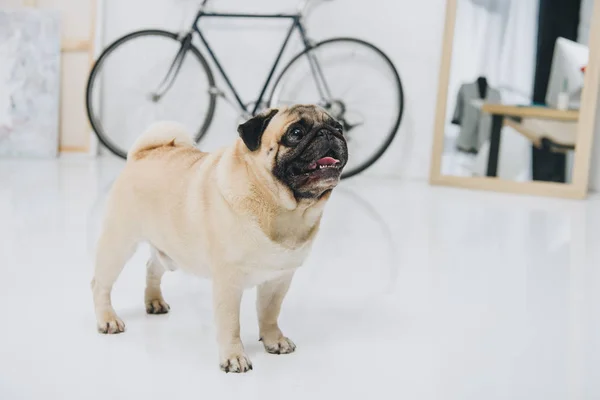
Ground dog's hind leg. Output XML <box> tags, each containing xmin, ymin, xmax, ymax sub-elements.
<box><xmin>91</xmin><ymin>217</ymin><xmax>137</xmax><ymax>334</ymax></box>
<box><xmin>145</xmin><ymin>247</ymin><xmax>172</xmax><ymax>314</ymax></box>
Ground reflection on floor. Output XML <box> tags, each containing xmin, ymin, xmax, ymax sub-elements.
<box><xmin>1</xmin><ymin>158</ymin><xmax>599</xmax><ymax>400</ymax></box>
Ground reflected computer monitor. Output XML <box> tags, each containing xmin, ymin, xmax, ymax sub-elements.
<box><xmin>546</xmin><ymin>37</ymin><xmax>589</xmax><ymax>109</ymax></box>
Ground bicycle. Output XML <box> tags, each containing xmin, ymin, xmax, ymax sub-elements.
<box><xmin>86</xmin><ymin>0</ymin><xmax>404</xmax><ymax>179</ymax></box>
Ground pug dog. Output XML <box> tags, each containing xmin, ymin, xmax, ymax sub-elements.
<box><xmin>91</xmin><ymin>105</ymin><xmax>348</xmax><ymax>373</ymax></box>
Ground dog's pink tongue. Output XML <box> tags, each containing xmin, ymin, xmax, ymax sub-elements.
<box><xmin>317</xmin><ymin>156</ymin><xmax>339</xmax><ymax>166</ymax></box>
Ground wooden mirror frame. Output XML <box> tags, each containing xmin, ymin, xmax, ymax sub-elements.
<box><xmin>429</xmin><ymin>0</ymin><xmax>600</xmax><ymax>199</ymax></box>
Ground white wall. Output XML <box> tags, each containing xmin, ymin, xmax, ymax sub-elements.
<box><xmin>100</xmin><ymin>0</ymin><xmax>447</xmax><ymax>179</ymax></box>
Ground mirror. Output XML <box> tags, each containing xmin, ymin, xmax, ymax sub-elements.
<box><xmin>430</xmin><ymin>0</ymin><xmax>600</xmax><ymax>198</ymax></box>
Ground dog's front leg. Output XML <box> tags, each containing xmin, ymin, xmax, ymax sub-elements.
<box><xmin>213</xmin><ymin>278</ymin><xmax>252</xmax><ymax>373</ymax></box>
<box><xmin>257</xmin><ymin>272</ymin><xmax>296</xmax><ymax>354</ymax></box>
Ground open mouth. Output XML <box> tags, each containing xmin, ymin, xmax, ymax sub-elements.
<box><xmin>291</xmin><ymin>151</ymin><xmax>342</xmax><ymax>176</ymax></box>
<box><xmin>307</xmin><ymin>156</ymin><xmax>341</xmax><ymax>171</ymax></box>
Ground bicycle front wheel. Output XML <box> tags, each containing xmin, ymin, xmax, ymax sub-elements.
<box><xmin>86</xmin><ymin>30</ymin><xmax>217</xmax><ymax>159</ymax></box>
<box><xmin>269</xmin><ymin>38</ymin><xmax>404</xmax><ymax>179</ymax></box>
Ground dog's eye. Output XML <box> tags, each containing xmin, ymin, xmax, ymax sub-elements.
<box><xmin>288</xmin><ymin>128</ymin><xmax>303</xmax><ymax>142</ymax></box>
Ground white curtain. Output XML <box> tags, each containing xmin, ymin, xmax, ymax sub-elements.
<box><xmin>445</xmin><ymin>0</ymin><xmax>539</xmax><ymax>181</ymax></box>
<box><xmin>448</xmin><ymin>0</ymin><xmax>539</xmax><ymax>108</ymax></box>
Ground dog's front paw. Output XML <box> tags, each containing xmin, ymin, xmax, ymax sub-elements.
<box><xmin>96</xmin><ymin>311</ymin><xmax>125</xmax><ymax>334</ymax></box>
<box><xmin>220</xmin><ymin>351</ymin><xmax>253</xmax><ymax>373</ymax></box>
<box><xmin>145</xmin><ymin>298</ymin><xmax>170</xmax><ymax>314</ymax></box>
<box><xmin>261</xmin><ymin>335</ymin><xmax>296</xmax><ymax>355</ymax></box>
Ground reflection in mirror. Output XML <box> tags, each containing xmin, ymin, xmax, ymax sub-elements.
<box><xmin>441</xmin><ymin>0</ymin><xmax>593</xmax><ymax>184</ymax></box>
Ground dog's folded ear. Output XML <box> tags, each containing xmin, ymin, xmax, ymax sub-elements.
<box><xmin>237</xmin><ymin>108</ymin><xmax>279</xmax><ymax>151</ymax></box>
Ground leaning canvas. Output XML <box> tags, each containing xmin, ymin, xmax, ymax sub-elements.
<box><xmin>0</xmin><ymin>9</ymin><xmax>60</xmax><ymax>157</ymax></box>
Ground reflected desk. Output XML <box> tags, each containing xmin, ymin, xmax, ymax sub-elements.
<box><xmin>481</xmin><ymin>104</ymin><xmax>579</xmax><ymax>178</ymax></box>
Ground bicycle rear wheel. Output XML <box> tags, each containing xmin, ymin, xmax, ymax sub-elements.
<box><xmin>269</xmin><ymin>38</ymin><xmax>404</xmax><ymax>179</ymax></box>
<box><xmin>86</xmin><ymin>30</ymin><xmax>217</xmax><ymax>159</ymax></box>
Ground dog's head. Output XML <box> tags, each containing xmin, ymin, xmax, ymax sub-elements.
<box><xmin>238</xmin><ymin>105</ymin><xmax>348</xmax><ymax>200</ymax></box>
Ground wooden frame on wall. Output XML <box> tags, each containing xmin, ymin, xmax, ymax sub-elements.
<box><xmin>429</xmin><ymin>0</ymin><xmax>600</xmax><ymax>199</ymax></box>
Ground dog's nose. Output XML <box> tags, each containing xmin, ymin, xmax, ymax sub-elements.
<box><xmin>317</xmin><ymin>129</ymin><xmax>330</xmax><ymax>137</ymax></box>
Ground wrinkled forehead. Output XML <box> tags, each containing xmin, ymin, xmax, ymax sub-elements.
<box><xmin>283</xmin><ymin>105</ymin><xmax>331</xmax><ymax>126</ymax></box>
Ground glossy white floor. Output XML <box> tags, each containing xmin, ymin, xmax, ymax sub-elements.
<box><xmin>1</xmin><ymin>158</ymin><xmax>599</xmax><ymax>400</ymax></box>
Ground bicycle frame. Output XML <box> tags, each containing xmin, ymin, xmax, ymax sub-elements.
<box><xmin>185</xmin><ymin>10</ymin><xmax>332</xmax><ymax>117</ymax></box>
<box><xmin>86</xmin><ymin>0</ymin><xmax>402</xmax><ymax>178</ymax></box>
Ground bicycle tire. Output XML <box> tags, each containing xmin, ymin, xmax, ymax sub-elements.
<box><xmin>86</xmin><ymin>29</ymin><xmax>217</xmax><ymax>159</ymax></box>
<box><xmin>269</xmin><ymin>38</ymin><xmax>404</xmax><ymax>179</ymax></box>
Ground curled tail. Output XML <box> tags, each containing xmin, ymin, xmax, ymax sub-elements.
<box><xmin>127</xmin><ymin>121</ymin><xmax>194</xmax><ymax>160</ymax></box>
